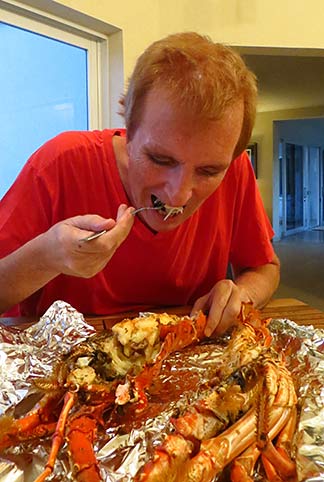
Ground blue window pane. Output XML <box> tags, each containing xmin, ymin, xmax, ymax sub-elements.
<box><xmin>0</xmin><ymin>22</ymin><xmax>88</xmax><ymax>199</ymax></box>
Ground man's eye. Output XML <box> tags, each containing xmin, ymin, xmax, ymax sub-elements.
<box><xmin>198</xmin><ymin>168</ymin><xmax>221</xmax><ymax>177</ymax></box>
<box><xmin>149</xmin><ymin>155</ymin><xmax>163</xmax><ymax>164</ymax></box>
<box><xmin>149</xmin><ymin>155</ymin><xmax>173</xmax><ymax>166</ymax></box>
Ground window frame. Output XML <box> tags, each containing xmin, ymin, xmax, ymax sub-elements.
<box><xmin>0</xmin><ymin>0</ymin><xmax>113</xmax><ymax>129</ymax></box>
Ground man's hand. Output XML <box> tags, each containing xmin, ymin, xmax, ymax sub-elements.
<box><xmin>43</xmin><ymin>204</ymin><xmax>134</xmax><ymax>278</ymax></box>
<box><xmin>0</xmin><ymin>205</ymin><xmax>135</xmax><ymax>314</ymax></box>
<box><xmin>191</xmin><ymin>279</ymin><xmax>251</xmax><ymax>337</ymax></box>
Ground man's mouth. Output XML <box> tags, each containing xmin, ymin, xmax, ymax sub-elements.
<box><xmin>151</xmin><ymin>195</ymin><xmax>185</xmax><ymax>221</ymax></box>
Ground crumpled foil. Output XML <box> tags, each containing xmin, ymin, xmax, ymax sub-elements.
<box><xmin>0</xmin><ymin>301</ymin><xmax>323</xmax><ymax>481</ymax></box>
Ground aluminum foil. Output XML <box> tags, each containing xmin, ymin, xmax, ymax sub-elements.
<box><xmin>269</xmin><ymin>319</ymin><xmax>324</xmax><ymax>481</ymax></box>
<box><xmin>0</xmin><ymin>302</ymin><xmax>323</xmax><ymax>481</ymax></box>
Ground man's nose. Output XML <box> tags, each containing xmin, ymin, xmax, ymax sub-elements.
<box><xmin>165</xmin><ymin>168</ymin><xmax>193</xmax><ymax>206</ymax></box>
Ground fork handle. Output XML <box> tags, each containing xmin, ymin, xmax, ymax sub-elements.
<box><xmin>131</xmin><ymin>206</ymin><xmax>160</xmax><ymax>215</ymax></box>
<box><xmin>79</xmin><ymin>229</ymin><xmax>107</xmax><ymax>242</ymax></box>
<box><xmin>80</xmin><ymin>206</ymin><xmax>159</xmax><ymax>241</ymax></box>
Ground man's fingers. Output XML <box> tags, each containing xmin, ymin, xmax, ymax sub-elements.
<box><xmin>75</xmin><ymin>206</ymin><xmax>134</xmax><ymax>250</ymax></box>
<box><xmin>193</xmin><ymin>280</ymin><xmax>245</xmax><ymax>337</ymax></box>
<box><xmin>69</xmin><ymin>214</ymin><xmax>116</xmax><ymax>232</ymax></box>
<box><xmin>191</xmin><ymin>293</ymin><xmax>209</xmax><ymax>316</ymax></box>
<box><xmin>104</xmin><ymin>206</ymin><xmax>135</xmax><ymax>248</ymax></box>
<box><xmin>116</xmin><ymin>203</ymin><xmax>130</xmax><ymax>221</ymax></box>
<box><xmin>209</xmin><ymin>291</ymin><xmax>242</xmax><ymax>335</ymax></box>
<box><xmin>191</xmin><ymin>292</ymin><xmax>228</xmax><ymax>337</ymax></box>
<box><xmin>205</xmin><ymin>304</ymin><xmax>224</xmax><ymax>336</ymax></box>
<box><xmin>201</xmin><ymin>281</ymin><xmax>233</xmax><ymax>336</ymax></box>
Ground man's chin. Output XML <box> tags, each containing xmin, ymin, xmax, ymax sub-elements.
<box><xmin>140</xmin><ymin>211</ymin><xmax>185</xmax><ymax>233</ymax></box>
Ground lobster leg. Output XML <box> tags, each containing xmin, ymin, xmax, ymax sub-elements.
<box><xmin>0</xmin><ymin>421</ymin><xmax>57</xmax><ymax>449</ymax></box>
<box><xmin>230</xmin><ymin>443</ymin><xmax>261</xmax><ymax>481</ymax></box>
<box><xmin>184</xmin><ymin>407</ymin><xmax>258</xmax><ymax>482</ymax></box>
<box><xmin>262</xmin><ymin>440</ymin><xmax>297</xmax><ymax>481</ymax></box>
<box><xmin>257</xmin><ymin>364</ymin><xmax>297</xmax><ymax>482</ymax></box>
<box><xmin>259</xmin><ymin>405</ymin><xmax>297</xmax><ymax>481</ymax></box>
<box><xmin>136</xmin><ymin>434</ymin><xmax>193</xmax><ymax>482</ymax></box>
<box><xmin>262</xmin><ymin>406</ymin><xmax>297</xmax><ymax>481</ymax></box>
<box><xmin>64</xmin><ymin>401</ymin><xmax>110</xmax><ymax>482</ymax></box>
<box><xmin>262</xmin><ymin>455</ymin><xmax>283</xmax><ymax>482</ymax></box>
<box><xmin>0</xmin><ymin>392</ymin><xmax>62</xmax><ymax>450</ymax></box>
<box><xmin>184</xmin><ymin>406</ymin><xmax>292</xmax><ymax>482</ymax></box>
<box><xmin>34</xmin><ymin>391</ymin><xmax>76</xmax><ymax>482</ymax></box>
<box><xmin>66</xmin><ymin>413</ymin><xmax>102</xmax><ymax>482</ymax></box>
<box><xmin>275</xmin><ymin>404</ymin><xmax>298</xmax><ymax>460</ymax></box>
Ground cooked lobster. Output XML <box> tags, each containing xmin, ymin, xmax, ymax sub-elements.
<box><xmin>0</xmin><ymin>310</ymin><xmax>207</xmax><ymax>482</ymax></box>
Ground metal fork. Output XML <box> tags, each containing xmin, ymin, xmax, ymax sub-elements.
<box><xmin>79</xmin><ymin>206</ymin><xmax>162</xmax><ymax>242</ymax></box>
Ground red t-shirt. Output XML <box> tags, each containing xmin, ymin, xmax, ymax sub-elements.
<box><xmin>0</xmin><ymin>129</ymin><xmax>274</xmax><ymax>316</ymax></box>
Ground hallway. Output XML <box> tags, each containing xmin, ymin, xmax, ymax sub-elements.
<box><xmin>273</xmin><ymin>230</ymin><xmax>324</xmax><ymax>311</ymax></box>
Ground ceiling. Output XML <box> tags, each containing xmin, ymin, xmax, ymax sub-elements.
<box><xmin>243</xmin><ymin>54</ymin><xmax>324</xmax><ymax>113</ymax></box>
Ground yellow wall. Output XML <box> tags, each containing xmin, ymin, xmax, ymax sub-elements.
<box><xmin>52</xmin><ymin>0</ymin><xmax>324</xmax><ymax>220</ymax></box>
<box><xmin>55</xmin><ymin>0</ymin><xmax>324</xmax><ymax>79</ymax></box>
<box><xmin>53</xmin><ymin>0</ymin><xmax>160</xmax><ymax>79</ymax></box>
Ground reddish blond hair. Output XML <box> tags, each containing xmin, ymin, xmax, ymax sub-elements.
<box><xmin>120</xmin><ymin>32</ymin><xmax>257</xmax><ymax>158</ymax></box>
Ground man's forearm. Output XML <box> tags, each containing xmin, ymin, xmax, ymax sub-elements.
<box><xmin>233</xmin><ymin>254</ymin><xmax>281</xmax><ymax>309</ymax></box>
<box><xmin>0</xmin><ymin>235</ymin><xmax>58</xmax><ymax>313</ymax></box>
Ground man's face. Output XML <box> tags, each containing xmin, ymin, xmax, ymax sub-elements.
<box><xmin>125</xmin><ymin>87</ymin><xmax>244</xmax><ymax>232</ymax></box>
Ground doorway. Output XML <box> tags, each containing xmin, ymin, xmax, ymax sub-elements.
<box><xmin>279</xmin><ymin>139</ymin><xmax>321</xmax><ymax>237</ymax></box>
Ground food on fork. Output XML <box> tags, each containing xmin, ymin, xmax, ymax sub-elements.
<box><xmin>151</xmin><ymin>194</ymin><xmax>184</xmax><ymax>219</ymax></box>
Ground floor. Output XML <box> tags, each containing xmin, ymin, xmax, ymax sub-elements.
<box><xmin>273</xmin><ymin>229</ymin><xmax>324</xmax><ymax>311</ymax></box>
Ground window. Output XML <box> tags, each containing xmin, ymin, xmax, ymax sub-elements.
<box><xmin>0</xmin><ymin>3</ymin><xmax>109</xmax><ymax>199</ymax></box>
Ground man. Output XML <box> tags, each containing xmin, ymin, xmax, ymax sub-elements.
<box><xmin>0</xmin><ymin>32</ymin><xmax>280</xmax><ymax>336</ymax></box>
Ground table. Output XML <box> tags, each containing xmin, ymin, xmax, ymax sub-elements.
<box><xmin>260</xmin><ymin>298</ymin><xmax>324</xmax><ymax>329</ymax></box>
<box><xmin>1</xmin><ymin>298</ymin><xmax>324</xmax><ymax>331</ymax></box>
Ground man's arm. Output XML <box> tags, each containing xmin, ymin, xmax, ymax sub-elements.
<box><xmin>0</xmin><ymin>234</ymin><xmax>58</xmax><ymax>313</ymax></box>
<box><xmin>233</xmin><ymin>252</ymin><xmax>280</xmax><ymax>309</ymax></box>
<box><xmin>0</xmin><ymin>207</ymin><xmax>134</xmax><ymax>314</ymax></box>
